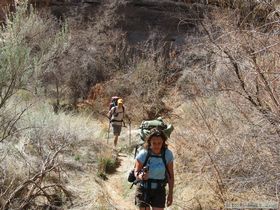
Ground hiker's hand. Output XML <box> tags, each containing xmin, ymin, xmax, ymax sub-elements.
<box><xmin>139</xmin><ymin>172</ymin><xmax>148</xmax><ymax>180</ymax></box>
<box><xmin>167</xmin><ymin>193</ymin><xmax>173</xmax><ymax>206</ymax></box>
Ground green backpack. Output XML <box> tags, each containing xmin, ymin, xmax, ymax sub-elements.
<box><xmin>138</xmin><ymin>117</ymin><xmax>174</xmax><ymax>141</ymax></box>
<box><xmin>129</xmin><ymin>117</ymin><xmax>174</xmax><ymax>187</ymax></box>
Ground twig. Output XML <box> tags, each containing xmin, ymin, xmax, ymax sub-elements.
<box><xmin>250</xmin><ymin>42</ymin><xmax>280</xmax><ymax>55</ymax></box>
<box><xmin>3</xmin><ymin>144</ymin><xmax>68</xmax><ymax>209</ymax></box>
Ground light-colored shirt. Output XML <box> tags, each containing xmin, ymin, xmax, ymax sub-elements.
<box><xmin>109</xmin><ymin>106</ymin><xmax>125</xmax><ymax>126</ymax></box>
<box><xmin>136</xmin><ymin>148</ymin><xmax>174</xmax><ymax>189</ymax></box>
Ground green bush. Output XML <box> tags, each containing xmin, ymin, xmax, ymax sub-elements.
<box><xmin>0</xmin><ymin>0</ymin><xmax>68</xmax><ymax>143</ymax></box>
<box><xmin>97</xmin><ymin>156</ymin><xmax>118</xmax><ymax>174</ymax></box>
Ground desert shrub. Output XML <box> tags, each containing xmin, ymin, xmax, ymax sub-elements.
<box><xmin>129</xmin><ymin>57</ymin><xmax>172</xmax><ymax>118</ymax></box>
<box><xmin>97</xmin><ymin>155</ymin><xmax>118</xmax><ymax>179</ymax></box>
<box><xmin>43</xmin><ymin>0</ymin><xmax>129</xmax><ymax>107</ymax></box>
<box><xmin>0</xmin><ymin>97</ymin><xmax>106</xmax><ymax>209</ymax></box>
<box><xmin>175</xmin><ymin>2</ymin><xmax>280</xmax><ymax>207</ymax></box>
<box><xmin>209</xmin><ymin>0</ymin><xmax>280</xmax><ymax>28</ymax></box>
<box><xmin>0</xmin><ymin>143</ymin><xmax>72</xmax><ymax>209</ymax></box>
<box><xmin>0</xmin><ymin>0</ymin><xmax>68</xmax><ymax>142</ymax></box>
<box><xmin>0</xmin><ymin>2</ymin><xmax>78</xmax><ymax>208</ymax></box>
<box><xmin>175</xmin><ymin>95</ymin><xmax>280</xmax><ymax>207</ymax></box>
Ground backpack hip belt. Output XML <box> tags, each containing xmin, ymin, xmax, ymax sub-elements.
<box><xmin>111</xmin><ymin>119</ymin><xmax>123</xmax><ymax>122</ymax></box>
<box><xmin>142</xmin><ymin>178</ymin><xmax>167</xmax><ymax>189</ymax></box>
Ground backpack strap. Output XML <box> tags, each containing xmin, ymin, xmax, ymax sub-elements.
<box><xmin>149</xmin><ymin>148</ymin><xmax>170</xmax><ymax>179</ymax></box>
<box><xmin>142</xmin><ymin>149</ymin><xmax>169</xmax><ymax>169</ymax></box>
<box><xmin>132</xmin><ymin>148</ymin><xmax>170</xmax><ymax>189</ymax></box>
<box><xmin>113</xmin><ymin>106</ymin><xmax>125</xmax><ymax>114</ymax></box>
<box><xmin>141</xmin><ymin>148</ymin><xmax>171</xmax><ymax>191</ymax></box>
<box><xmin>110</xmin><ymin>106</ymin><xmax>125</xmax><ymax>123</ymax></box>
<box><xmin>143</xmin><ymin>148</ymin><xmax>170</xmax><ymax>181</ymax></box>
<box><xmin>142</xmin><ymin>149</ymin><xmax>151</xmax><ymax>167</ymax></box>
<box><xmin>161</xmin><ymin>148</ymin><xmax>171</xmax><ymax>180</ymax></box>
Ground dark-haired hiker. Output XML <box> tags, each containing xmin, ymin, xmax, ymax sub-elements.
<box><xmin>134</xmin><ymin>129</ymin><xmax>174</xmax><ymax>210</ymax></box>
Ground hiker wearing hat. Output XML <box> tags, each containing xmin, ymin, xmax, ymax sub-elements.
<box><xmin>108</xmin><ymin>98</ymin><xmax>129</xmax><ymax>147</ymax></box>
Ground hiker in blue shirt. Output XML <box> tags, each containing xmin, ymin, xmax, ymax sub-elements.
<box><xmin>134</xmin><ymin>128</ymin><xmax>174</xmax><ymax>209</ymax></box>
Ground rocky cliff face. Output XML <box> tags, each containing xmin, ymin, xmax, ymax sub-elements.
<box><xmin>1</xmin><ymin>0</ymin><xmax>202</xmax><ymax>47</ymax></box>
<box><xmin>115</xmin><ymin>1</ymin><xmax>194</xmax><ymax>44</ymax></box>
<box><xmin>42</xmin><ymin>0</ymin><xmax>200</xmax><ymax>46</ymax></box>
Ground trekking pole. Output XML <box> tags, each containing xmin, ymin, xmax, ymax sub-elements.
<box><xmin>129</xmin><ymin>120</ymin><xmax>131</xmax><ymax>145</ymax></box>
<box><xmin>107</xmin><ymin>120</ymin><xmax>110</xmax><ymax>144</ymax></box>
<box><xmin>134</xmin><ymin>145</ymin><xmax>138</xmax><ymax>159</ymax></box>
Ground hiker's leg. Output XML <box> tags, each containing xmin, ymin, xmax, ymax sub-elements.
<box><xmin>136</xmin><ymin>186</ymin><xmax>150</xmax><ymax>210</ymax></box>
<box><xmin>150</xmin><ymin>188</ymin><xmax>165</xmax><ymax>210</ymax></box>
<box><xmin>113</xmin><ymin>125</ymin><xmax>122</xmax><ymax>147</ymax></box>
<box><xmin>114</xmin><ymin>135</ymin><xmax>119</xmax><ymax>147</ymax></box>
<box><xmin>112</xmin><ymin>124</ymin><xmax>121</xmax><ymax>147</ymax></box>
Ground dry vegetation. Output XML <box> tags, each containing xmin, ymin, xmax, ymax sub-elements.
<box><xmin>171</xmin><ymin>0</ymin><xmax>280</xmax><ymax>209</ymax></box>
<box><xmin>1</xmin><ymin>0</ymin><xmax>280</xmax><ymax>209</ymax></box>
<box><xmin>0</xmin><ymin>2</ymin><xmax>116</xmax><ymax>209</ymax></box>
<box><xmin>76</xmin><ymin>0</ymin><xmax>280</xmax><ymax>208</ymax></box>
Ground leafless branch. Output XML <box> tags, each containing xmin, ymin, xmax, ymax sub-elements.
<box><xmin>3</xmin><ymin>144</ymin><xmax>70</xmax><ymax>210</ymax></box>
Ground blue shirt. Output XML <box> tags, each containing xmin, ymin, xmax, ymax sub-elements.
<box><xmin>136</xmin><ymin>148</ymin><xmax>174</xmax><ymax>189</ymax></box>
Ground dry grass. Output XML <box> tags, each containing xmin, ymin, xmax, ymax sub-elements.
<box><xmin>2</xmin><ymin>0</ymin><xmax>280</xmax><ymax>209</ymax></box>
<box><xmin>171</xmin><ymin>93</ymin><xmax>280</xmax><ymax>208</ymax></box>
<box><xmin>0</xmin><ymin>94</ymin><xmax>117</xmax><ymax>209</ymax></box>
<box><xmin>172</xmin><ymin>5</ymin><xmax>280</xmax><ymax>207</ymax></box>
<box><xmin>136</xmin><ymin>2</ymin><xmax>280</xmax><ymax>207</ymax></box>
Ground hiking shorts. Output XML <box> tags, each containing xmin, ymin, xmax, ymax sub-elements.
<box><xmin>135</xmin><ymin>186</ymin><xmax>166</xmax><ymax>208</ymax></box>
<box><xmin>112</xmin><ymin>124</ymin><xmax>122</xmax><ymax>136</ymax></box>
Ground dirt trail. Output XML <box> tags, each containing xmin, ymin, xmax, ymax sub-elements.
<box><xmin>67</xmin><ymin>127</ymin><xmax>141</xmax><ymax>210</ymax></box>
<box><xmin>104</xmin><ymin>151</ymin><xmax>137</xmax><ymax>210</ymax></box>
<box><xmin>67</xmin><ymin>147</ymin><xmax>138</xmax><ymax>210</ymax></box>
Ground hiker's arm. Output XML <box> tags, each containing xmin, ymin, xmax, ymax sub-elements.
<box><xmin>167</xmin><ymin>161</ymin><xmax>174</xmax><ymax>207</ymax></box>
<box><xmin>107</xmin><ymin>109</ymin><xmax>112</xmax><ymax>119</ymax></box>
<box><xmin>134</xmin><ymin>159</ymin><xmax>148</xmax><ymax>180</ymax></box>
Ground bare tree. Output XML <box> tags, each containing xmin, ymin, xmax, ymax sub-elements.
<box><xmin>2</xmin><ymin>144</ymin><xmax>72</xmax><ymax>210</ymax></box>
<box><xmin>174</xmin><ymin>1</ymin><xmax>280</xmax><ymax>206</ymax></box>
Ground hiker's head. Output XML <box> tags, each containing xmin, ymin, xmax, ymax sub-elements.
<box><xmin>144</xmin><ymin>128</ymin><xmax>167</xmax><ymax>154</ymax></box>
<box><xmin>117</xmin><ymin>98</ymin><xmax>123</xmax><ymax>107</ymax></box>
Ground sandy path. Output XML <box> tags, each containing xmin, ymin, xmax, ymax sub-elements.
<box><xmin>104</xmin><ymin>152</ymin><xmax>137</xmax><ymax>210</ymax></box>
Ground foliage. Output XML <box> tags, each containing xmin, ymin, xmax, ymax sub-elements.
<box><xmin>2</xmin><ymin>0</ymin><xmax>280</xmax><ymax>209</ymax></box>
<box><xmin>98</xmin><ymin>155</ymin><xmax>118</xmax><ymax>175</ymax></box>
<box><xmin>0</xmin><ymin>1</ymin><xmax>76</xmax><ymax>209</ymax></box>
<box><xmin>0</xmin><ymin>0</ymin><xmax>68</xmax><ymax>142</ymax></box>
<box><xmin>174</xmin><ymin>1</ymin><xmax>280</xmax><ymax>207</ymax></box>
